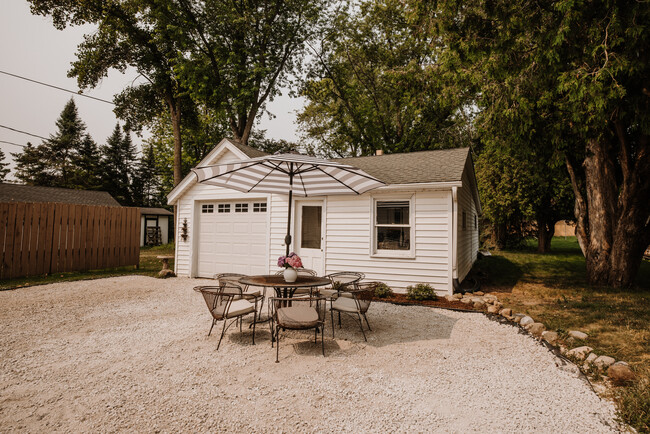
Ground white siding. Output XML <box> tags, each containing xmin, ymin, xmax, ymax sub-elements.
<box><xmin>456</xmin><ymin>165</ymin><xmax>479</xmax><ymax>282</ymax></box>
<box><xmin>324</xmin><ymin>191</ymin><xmax>451</xmax><ymax>294</ymax></box>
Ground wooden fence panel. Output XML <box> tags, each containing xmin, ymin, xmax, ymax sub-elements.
<box><xmin>0</xmin><ymin>203</ymin><xmax>140</xmax><ymax>280</ymax></box>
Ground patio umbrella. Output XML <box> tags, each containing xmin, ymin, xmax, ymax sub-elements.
<box><xmin>191</xmin><ymin>153</ymin><xmax>385</xmax><ymax>255</ymax></box>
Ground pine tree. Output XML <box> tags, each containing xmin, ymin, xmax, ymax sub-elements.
<box><xmin>12</xmin><ymin>142</ymin><xmax>51</xmax><ymax>185</ymax></box>
<box><xmin>70</xmin><ymin>134</ymin><xmax>102</xmax><ymax>190</ymax></box>
<box><xmin>100</xmin><ymin>124</ymin><xmax>138</xmax><ymax>205</ymax></box>
<box><xmin>0</xmin><ymin>148</ymin><xmax>10</xmax><ymax>181</ymax></box>
<box><xmin>131</xmin><ymin>145</ymin><xmax>161</xmax><ymax>207</ymax></box>
<box><xmin>45</xmin><ymin>98</ymin><xmax>89</xmax><ymax>188</ymax></box>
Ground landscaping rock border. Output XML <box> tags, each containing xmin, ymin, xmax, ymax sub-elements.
<box><xmin>462</xmin><ymin>291</ymin><xmax>637</xmax><ymax>388</ymax></box>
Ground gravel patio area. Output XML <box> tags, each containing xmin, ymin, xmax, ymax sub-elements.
<box><xmin>0</xmin><ymin>276</ymin><xmax>618</xmax><ymax>432</ymax></box>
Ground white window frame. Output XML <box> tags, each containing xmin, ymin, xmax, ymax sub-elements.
<box><xmin>370</xmin><ymin>194</ymin><xmax>415</xmax><ymax>259</ymax></box>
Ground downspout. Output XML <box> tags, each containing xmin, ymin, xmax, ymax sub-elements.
<box><xmin>451</xmin><ymin>187</ymin><xmax>461</xmax><ymax>292</ymax></box>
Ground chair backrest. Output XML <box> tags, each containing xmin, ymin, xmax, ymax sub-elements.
<box><xmin>274</xmin><ymin>268</ymin><xmax>318</xmax><ymax>276</ymax></box>
<box><xmin>351</xmin><ymin>282</ymin><xmax>376</xmax><ymax>313</ymax></box>
<box><xmin>269</xmin><ymin>296</ymin><xmax>327</xmax><ymax>326</ymax></box>
<box><xmin>325</xmin><ymin>272</ymin><xmax>365</xmax><ymax>289</ymax></box>
<box><xmin>193</xmin><ymin>285</ymin><xmax>235</xmax><ymax>320</ymax></box>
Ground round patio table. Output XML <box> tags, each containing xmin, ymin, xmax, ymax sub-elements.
<box><xmin>238</xmin><ymin>275</ymin><xmax>331</xmax><ymax>299</ymax></box>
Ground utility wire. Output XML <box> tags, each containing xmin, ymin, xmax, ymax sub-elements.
<box><xmin>0</xmin><ymin>70</ymin><xmax>115</xmax><ymax>105</ymax></box>
<box><xmin>0</xmin><ymin>140</ymin><xmax>27</xmax><ymax>148</ymax></box>
<box><xmin>0</xmin><ymin>124</ymin><xmax>48</xmax><ymax>141</ymax></box>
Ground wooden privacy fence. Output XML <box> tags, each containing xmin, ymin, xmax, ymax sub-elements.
<box><xmin>0</xmin><ymin>203</ymin><xmax>140</xmax><ymax>280</ymax></box>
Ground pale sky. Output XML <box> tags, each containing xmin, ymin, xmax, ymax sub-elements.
<box><xmin>0</xmin><ymin>0</ymin><xmax>303</xmax><ymax>174</ymax></box>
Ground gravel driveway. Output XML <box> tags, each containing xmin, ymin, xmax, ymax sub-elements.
<box><xmin>0</xmin><ymin>276</ymin><xmax>618</xmax><ymax>432</ymax></box>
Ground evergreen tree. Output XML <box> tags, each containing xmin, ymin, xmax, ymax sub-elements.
<box><xmin>132</xmin><ymin>145</ymin><xmax>162</xmax><ymax>207</ymax></box>
<box><xmin>12</xmin><ymin>142</ymin><xmax>51</xmax><ymax>185</ymax></box>
<box><xmin>100</xmin><ymin>124</ymin><xmax>137</xmax><ymax>205</ymax></box>
<box><xmin>70</xmin><ymin>134</ymin><xmax>102</xmax><ymax>190</ymax></box>
<box><xmin>0</xmin><ymin>148</ymin><xmax>10</xmax><ymax>181</ymax></box>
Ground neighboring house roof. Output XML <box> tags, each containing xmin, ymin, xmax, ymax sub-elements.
<box><xmin>0</xmin><ymin>183</ymin><xmax>121</xmax><ymax>206</ymax></box>
<box><xmin>336</xmin><ymin>147</ymin><xmax>470</xmax><ymax>184</ymax></box>
<box><xmin>141</xmin><ymin>207</ymin><xmax>173</xmax><ymax>216</ymax></box>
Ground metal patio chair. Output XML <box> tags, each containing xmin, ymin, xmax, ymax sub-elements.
<box><xmin>268</xmin><ymin>295</ymin><xmax>327</xmax><ymax>363</ymax></box>
<box><xmin>330</xmin><ymin>282</ymin><xmax>376</xmax><ymax>342</ymax></box>
<box><xmin>194</xmin><ymin>285</ymin><xmax>258</xmax><ymax>350</ymax></box>
<box><xmin>321</xmin><ymin>272</ymin><xmax>365</xmax><ymax>299</ymax></box>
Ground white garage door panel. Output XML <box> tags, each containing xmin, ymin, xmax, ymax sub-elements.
<box><xmin>196</xmin><ymin>202</ymin><xmax>268</xmax><ymax>278</ymax></box>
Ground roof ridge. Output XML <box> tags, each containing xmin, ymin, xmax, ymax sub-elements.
<box><xmin>335</xmin><ymin>147</ymin><xmax>469</xmax><ymax>161</ymax></box>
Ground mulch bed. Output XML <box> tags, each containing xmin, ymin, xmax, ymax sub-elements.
<box><xmin>372</xmin><ymin>293</ymin><xmax>478</xmax><ymax>311</ymax></box>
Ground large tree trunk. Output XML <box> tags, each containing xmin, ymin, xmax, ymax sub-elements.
<box><xmin>168</xmin><ymin>99</ymin><xmax>182</xmax><ymax>187</ymax></box>
<box><xmin>566</xmin><ymin>132</ymin><xmax>650</xmax><ymax>288</ymax></box>
<box><xmin>536</xmin><ymin>215</ymin><xmax>555</xmax><ymax>253</ymax></box>
<box><xmin>492</xmin><ymin>222</ymin><xmax>507</xmax><ymax>250</ymax></box>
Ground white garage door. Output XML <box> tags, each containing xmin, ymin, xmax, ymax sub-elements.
<box><xmin>196</xmin><ymin>201</ymin><xmax>268</xmax><ymax>278</ymax></box>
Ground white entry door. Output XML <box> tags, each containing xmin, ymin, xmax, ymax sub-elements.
<box><xmin>294</xmin><ymin>200</ymin><xmax>324</xmax><ymax>275</ymax></box>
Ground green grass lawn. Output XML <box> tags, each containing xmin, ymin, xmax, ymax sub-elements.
<box><xmin>0</xmin><ymin>243</ymin><xmax>175</xmax><ymax>291</ymax></box>
<box><xmin>475</xmin><ymin>237</ymin><xmax>650</xmax><ymax>432</ymax></box>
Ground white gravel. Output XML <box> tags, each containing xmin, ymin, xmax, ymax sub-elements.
<box><xmin>0</xmin><ymin>276</ymin><xmax>619</xmax><ymax>432</ymax></box>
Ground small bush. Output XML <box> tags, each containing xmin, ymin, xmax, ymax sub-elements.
<box><xmin>406</xmin><ymin>283</ymin><xmax>438</xmax><ymax>301</ymax></box>
<box><xmin>374</xmin><ymin>282</ymin><xmax>393</xmax><ymax>298</ymax></box>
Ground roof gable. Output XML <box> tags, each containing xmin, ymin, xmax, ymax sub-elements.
<box><xmin>0</xmin><ymin>183</ymin><xmax>121</xmax><ymax>206</ymax></box>
<box><xmin>167</xmin><ymin>138</ymin><xmax>268</xmax><ymax>204</ymax></box>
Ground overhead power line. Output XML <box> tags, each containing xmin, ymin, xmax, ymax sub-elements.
<box><xmin>0</xmin><ymin>124</ymin><xmax>48</xmax><ymax>141</ymax></box>
<box><xmin>0</xmin><ymin>140</ymin><xmax>27</xmax><ymax>148</ymax></box>
<box><xmin>0</xmin><ymin>70</ymin><xmax>115</xmax><ymax>105</ymax></box>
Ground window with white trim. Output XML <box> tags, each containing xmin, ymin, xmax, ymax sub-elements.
<box><xmin>253</xmin><ymin>202</ymin><xmax>267</xmax><ymax>212</ymax></box>
<box><xmin>375</xmin><ymin>200</ymin><xmax>411</xmax><ymax>251</ymax></box>
<box><xmin>235</xmin><ymin>203</ymin><xmax>248</xmax><ymax>213</ymax></box>
<box><xmin>201</xmin><ymin>204</ymin><xmax>214</xmax><ymax>214</ymax></box>
<box><xmin>218</xmin><ymin>204</ymin><xmax>230</xmax><ymax>213</ymax></box>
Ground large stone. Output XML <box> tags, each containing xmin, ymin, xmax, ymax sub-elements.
<box><xmin>445</xmin><ymin>295</ymin><xmax>456</xmax><ymax>302</ymax></box>
<box><xmin>453</xmin><ymin>293</ymin><xmax>463</xmax><ymax>299</ymax></box>
<box><xmin>568</xmin><ymin>330</ymin><xmax>589</xmax><ymax>340</ymax></box>
<box><xmin>460</xmin><ymin>298</ymin><xmax>472</xmax><ymax>304</ymax></box>
<box><xmin>526</xmin><ymin>322</ymin><xmax>546</xmax><ymax>337</ymax></box>
<box><xmin>473</xmin><ymin>300</ymin><xmax>486</xmax><ymax>309</ymax></box>
<box><xmin>566</xmin><ymin>346</ymin><xmax>593</xmax><ymax>361</ymax></box>
<box><xmin>474</xmin><ymin>291</ymin><xmax>484</xmax><ymax>296</ymax></box>
<box><xmin>519</xmin><ymin>316</ymin><xmax>534</xmax><ymax>327</ymax></box>
<box><xmin>500</xmin><ymin>308</ymin><xmax>512</xmax><ymax>317</ymax></box>
<box><xmin>585</xmin><ymin>353</ymin><xmax>598</xmax><ymax>365</ymax></box>
<box><xmin>542</xmin><ymin>331</ymin><xmax>559</xmax><ymax>345</ymax></box>
<box><xmin>594</xmin><ymin>355</ymin><xmax>616</xmax><ymax>370</ymax></box>
<box><xmin>158</xmin><ymin>269</ymin><xmax>176</xmax><ymax>278</ymax></box>
<box><xmin>513</xmin><ymin>313</ymin><xmax>526</xmax><ymax>324</ymax></box>
<box><xmin>607</xmin><ymin>363</ymin><xmax>636</xmax><ymax>384</ymax></box>
<box><xmin>487</xmin><ymin>305</ymin><xmax>500</xmax><ymax>314</ymax></box>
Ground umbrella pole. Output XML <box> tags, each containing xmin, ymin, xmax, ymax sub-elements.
<box><xmin>285</xmin><ymin>173</ymin><xmax>294</xmax><ymax>256</ymax></box>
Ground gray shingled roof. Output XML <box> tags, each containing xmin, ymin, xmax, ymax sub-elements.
<box><xmin>336</xmin><ymin>147</ymin><xmax>470</xmax><ymax>184</ymax></box>
<box><xmin>141</xmin><ymin>207</ymin><xmax>173</xmax><ymax>216</ymax></box>
<box><xmin>0</xmin><ymin>183</ymin><xmax>121</xmax><ymax>206</ymax></box>
<box><xmin>229</xmin><ymin>140</ymin><xmax>269</xmax><ymax>158</ymax></box>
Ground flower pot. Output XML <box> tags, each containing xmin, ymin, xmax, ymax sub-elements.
<box><xmin>283</xmin><ymin>267</ymin><xmax>298</xmax><ymax>283</ymax></box>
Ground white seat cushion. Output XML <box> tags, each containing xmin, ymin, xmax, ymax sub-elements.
<box><xmin>212</xmin><ymin>299</ymin><xmax>255</xmax><ymax>319</ymax></box>
<box><xmin>276</xmin><ymin>306</ymin><xmax>319</xmax><ymax>329</ymax></box>
<box><xmin>331</xmin><ymin>296</ymin><xmax>370</xmax><ymax>313</ymax></box>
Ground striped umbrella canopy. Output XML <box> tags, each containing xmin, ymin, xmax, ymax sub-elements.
<box><xmin>192</xmin><ymin>153</ymin><xmax>385</xmax><ymax>255</ymax></box>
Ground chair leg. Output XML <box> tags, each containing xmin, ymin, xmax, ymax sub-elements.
<box><xmin>357</xmin><ymin>313</ymin><xmax>367</xmax><ymax>342</ymax></box>
<box><xmin>321</xmin><ymin>325</ymin><xmax>325</xmax><ymax>356</ymax></box>
<box><xmin>363</xmin><ymin>313</ymin><xmax>372</xmax><ymax>331</ymax></box>
<box><xmin>338</xmin><ymin>311</ymin><xmax>342</xmax><ymax>327</ymax></box>
<box><xmin>275</xmin><ymin>327</ymin><xmax>280</xmax><ymax>363</ymax></box>
<box><xmin>330</xmin><ymin>309</ymin><xmax>336</xmax><ymax>338</ymax></box>
<box><xmin>217</xmin><ymin>319</ymin><xmax>228</xmax><ymax>350</ymax></box>
<box><xmin>251</xmin><ymin>311</ymin><xmax>257</xmax><ymax>345</ymax></box>
<box><xmin>208</xmin><ymin>319</ymin><xmax>216</xmax><ymax>336</ymax></box>
<box><xmin>314</xmin><ymin>327</ymin><xmax>317</xmax><ymax>344</ymax></box>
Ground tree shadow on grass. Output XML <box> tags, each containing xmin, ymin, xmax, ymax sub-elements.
<box><xmin>473</xmin><ymin>255</ymin><xmax>523</xmax><ymax>293</ymax></box>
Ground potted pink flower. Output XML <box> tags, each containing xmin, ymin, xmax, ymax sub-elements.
<box><xmin>277</xmin><ymin>253</ymin><xmax>303</xmax><ymax>282</ymax></box>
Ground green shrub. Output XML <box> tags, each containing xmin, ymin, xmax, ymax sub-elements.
<box><xmin>406</xmin><ymin>283</ymin><xmax>438</xmax><ymax>301</ymax></box>
<box><xmin>374</xmin><ymin>282</ymin><xmax>393</xmax><ymax>298</ymax></box>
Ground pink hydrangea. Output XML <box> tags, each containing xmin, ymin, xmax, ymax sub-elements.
<box><xmin>278</xmin><ymin>252</ymin><xmax>303</xmax><ymax>269</ymax></box>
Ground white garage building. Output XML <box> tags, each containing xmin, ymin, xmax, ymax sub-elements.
<box><xmin>167</xmin><ymin>139</ymin><xmax>481</xmax><ymax>295</ymax></box>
